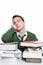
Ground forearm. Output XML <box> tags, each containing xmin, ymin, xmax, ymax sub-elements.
<box><xmin>1</xmin><ymin>27</ymin><xmax>16</xmax><ymax>42</ymax></box>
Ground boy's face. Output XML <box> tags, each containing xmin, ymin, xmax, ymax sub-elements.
<box><xmin>12</xmin><ymin>17</ymin><xmax>25</xmax><ymax>31</ymax></box>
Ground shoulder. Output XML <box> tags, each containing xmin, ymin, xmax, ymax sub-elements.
<box><xmin>27</xmin><ymin>31</ymin><xmax>35</xmax><ymax>36</ymax></box>
<box><xmin>27</xmin><ymin>31</ymin><xmax>38</xmax><ymax>41</ymax></box>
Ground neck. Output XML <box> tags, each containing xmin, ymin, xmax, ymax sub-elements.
<box><xmin>17</xmin><ymin>27</ymin><xmax>26</xmax><ymax>35</ymax></box>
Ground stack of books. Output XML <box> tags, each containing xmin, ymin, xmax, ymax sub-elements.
<box><xmin>23</xmin><ymin>49</ymin><xmax>42</xmax><ymax>63</ymax></box>
<box><xmin>0</xmin><ymin>49</ymin><xmax>22</xmax><ymax>58</ymax></box>
<box><xmin>20</xmin><ymin>41</ymin><xmax>43</xmax><ymax>63</ymax></box>
<box><xmin>0</xmin><ymin>42</ymin><xmax>22</xmax><ymax>59</ymax></box>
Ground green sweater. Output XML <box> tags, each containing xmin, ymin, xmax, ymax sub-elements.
<box><xmin>1</xmin><ymin>27</ymin><xmax>38</xmax><ymax>51</ymax></box>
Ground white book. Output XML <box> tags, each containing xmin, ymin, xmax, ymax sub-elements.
<box><xmin>0</xmin><ymin>49</ymin><xmax>22</xmax><ymax>59</ymax></box>
<box><xmin>1</xmin><ymin>53</ymin><xmax>14</xmax><ymax>58</ymax></box>
<box><xmin>23</xmin><ymin>50</ymin><xmax>42</xmax><ymax>58</ymax></box>
<box><xmin>20</xmin><ymin>41</ymin><xmax>43</xmax><ymax>47</ymax></box>
<box><xmin>2</xmin><ymin>49</ymin><xmax>22</xmax><ymax>54</ymax></box>
<box><xmin>0</xmin><ymin>42</ymin><xmax>18</xmax><ymax>51</ymax></box>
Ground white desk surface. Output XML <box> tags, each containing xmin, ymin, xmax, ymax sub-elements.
<box><xmin>0</xmin><ymin>57</ymin><xmax>43</xmax><ymax>65</ymax></box>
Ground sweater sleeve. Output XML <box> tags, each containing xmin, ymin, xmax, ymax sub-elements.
<box><xmin>1</xmin><ymin>27</ymin><xmax>16</xmax><ymax>42</ymax></box>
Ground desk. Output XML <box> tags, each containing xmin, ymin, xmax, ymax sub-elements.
<box><xmin>0</xmin><ymin>57</ymin><xmax>43</xmax><ymax>65</ymax></box>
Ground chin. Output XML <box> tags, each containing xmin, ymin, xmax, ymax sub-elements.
<box><xmin>16</xmin><ymin>29</ymin><xmax>21</xmax><ymax>32</ymax></box>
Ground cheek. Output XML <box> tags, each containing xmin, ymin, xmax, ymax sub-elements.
<box><xmin>20</xmin><ymin>24</ymin><xmax>24</xmax><ymax>29</ymax></box>
<box><xmin>20</xmin><ymin>23</ymin><xmax>23</xmax><ymax>27</ymax></box>
<box><xmin>20</xmin><ymin>22</ymin><xmax>24</xmax><ymax>26</ymax></box>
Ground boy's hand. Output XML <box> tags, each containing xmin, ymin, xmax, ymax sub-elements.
<box><xmin>11</xmin><ymin>25</ymin><xmax>16</xmax><ymax>30</ymax></box>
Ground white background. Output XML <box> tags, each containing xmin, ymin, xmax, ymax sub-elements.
<box><xmin>0</xmin><ymin>0</ymin><xmax>43</xmax><ymax>42</ymax></box>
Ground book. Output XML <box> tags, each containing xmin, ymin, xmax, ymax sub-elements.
<box><xmin>26</xmin><ymin>47</ymin><xmax>41</xmax><ymax>52</ymax></box>
<box><xmin>25</xmin><ymin>58</ymin><xmax>42</xmax><ymax>63</ymax></box>
<box><xmin>0</xmin><ymin>49</ymin><xmax>22</xmax><ymax>59</ymax></box>
<box><xmin>23</xmin><ymin>50</ymin><xmax>42</xmax><ymax>58</ymax></box>
<box><xmin>0</xmin><ymin>42</ymin><xmax>18</xmax><ymax>51</ymax></box>
<box><xmin>20</xmin><ymin>41</ymin><xmax>43</xmax><ymax>47</ymax></box>
<box><xmin>1</xmin><ymin>53</ymin><xmax>14</xmax><ymax>58</ymax></box>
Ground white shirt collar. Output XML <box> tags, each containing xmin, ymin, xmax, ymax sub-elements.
<box><xmin>16</xmin><ymin>31</ymin><xmax>27</xmax><ymax>41</ymax></box>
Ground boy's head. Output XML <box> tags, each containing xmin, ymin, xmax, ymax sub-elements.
<box><xmin>12</xmin><ymin>15</ymin><xmax>25</xmax><ymax>31</ymax></box>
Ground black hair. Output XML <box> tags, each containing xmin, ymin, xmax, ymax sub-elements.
<box><xmin>12</xmin><ymin>15</ymin><xmax>24</xmax><ymax>22</ymax></box>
